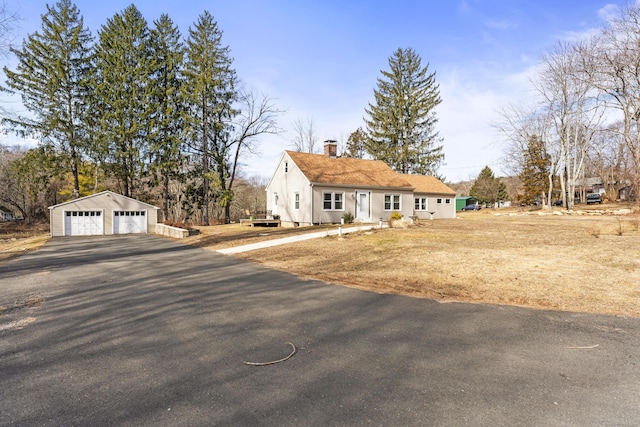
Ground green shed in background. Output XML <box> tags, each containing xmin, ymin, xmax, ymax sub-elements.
<box><xmin>456</xmin><ymin>197</ymin><xmax>477</xmax><ymax>211</ymax></box>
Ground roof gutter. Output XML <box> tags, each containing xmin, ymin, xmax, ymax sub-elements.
<box><xmin>308</xmin><ymin>182</ymin><xmax>414</xmax><ymax>192</ymax></box>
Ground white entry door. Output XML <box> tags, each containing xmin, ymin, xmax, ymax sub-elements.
<box><xmin>113</xmin><ymin>211</ymin><xmax>147</xmax><ymax>234</ymax></box>
<box><xmin>356</xmin><ymin>191</ymin><xmax>370</xmax><ymax>221</ymax></box>
<box><xmin>272</xmin><ymin>193</ymin><xmax>278</xmax><ymax>216</ymax></box>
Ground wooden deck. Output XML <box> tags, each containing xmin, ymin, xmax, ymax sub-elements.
<box><xmin>239</xmin><ymin>218</ymin><xmax>281</xmax><ymax>227</ymax></box>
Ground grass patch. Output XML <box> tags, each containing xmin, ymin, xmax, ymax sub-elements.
<box><xmin>0</xmin><ymin>221</ymin><xmax>50</xmax><ymax>264</ymax></box>
<box><xmin>232</xmin><ymin>213</ymin><xmax>640</xmax><ymax>317</ymax></box>
<box><xmin>4</xmin><ymin>211</ymin><xmax>640</xmax><ymax>318</ymax></box>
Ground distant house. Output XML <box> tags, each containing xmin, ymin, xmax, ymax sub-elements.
<box><xmin>0</xmin><ymin>208</ymin><xmax>16</xmax><ymax>221</ymax></box>
<box><xmin>265</xmin><ymin>141</ymin><xmax>455</xmax><ymax>227</ymax></box>
<box><xmin>573</xmin><ymin>177</ymin><xmax>605</xmax><ymax>195</ymax></box>
<box><xmin>573</xmin><ymin>176</ymin><xmax>633</xmax><ymax>201</ymax></box>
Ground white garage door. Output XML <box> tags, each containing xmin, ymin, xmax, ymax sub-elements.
<box><xmin>113</xmin><ymin>211</ymin><xmax>147</xmax><ymax>234</ymax></box>
<box><xmin>64</xmin><ymin>211</ymin><xmax>104</xmax><ymax>236</ymax></box>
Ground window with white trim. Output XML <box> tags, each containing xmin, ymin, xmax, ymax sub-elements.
<box><xmin>414</xmin><ymin>197</ymin><xmax>427</xmax><ymax>211</ymax></box>
<box><xmin>293</xmin><ymin>192</ymin><xmax>300</xmax><ymax>210</ymax></box>
<box><xmin>384</xmin><ymin>194</ymin><xmax>401</xmax><ymax>210</ymax></box>
<box><xmin>322</xmin><ymin>191</ymin><xmax>344</xmax><ymax>211</ymax></box>
<box><xmin>437</xmin><ymin>198</ymin><xmax>443</xmax><ymax>204</ymax></box>
<box><xmin>445</xmin><ymin>198</ymin><xmax>451</xmax><ymax>204</ymax></box>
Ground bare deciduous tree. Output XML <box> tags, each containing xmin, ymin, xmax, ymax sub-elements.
<box><xmin>496</xmin><ymin>104</ymin><xmax>559</xmax><ymax>208</ymax></box>
<box><xmin>289</xmin><ymin>116</ymin><xmax>318</xmax><ymax>153</ymax></box>
<box><xmin>587</xmin><ymin>122</ymin><xmax>633</xmax><ymax>201</ymax></box>
<box><xmin>222</xmin><ymin>90</ymin><xmax>281</xmax><ymax>222</ymax></box>
<box><xmin>533</xmin><ymin>42</ymin><xmax>605</xmax><ymax>209</ymax></box>
<box><xmin>583</xmin><ymin>5</ymin><xmax>640</xmax><ymax>202</ymax></box>
<box><xmin>0</xmin><ymin>1</ymin><xmax>18</xmax><ymax>57</ymax></box>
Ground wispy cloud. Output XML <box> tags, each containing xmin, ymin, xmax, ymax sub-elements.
<box><xmin>485</xmin><ymin>20</ymin><xmax>518</xmax><ymax>30</ymax></box>
<box><xmin>457</xmin><ymin>0</ymin><xmax>471</xmax><ymax>14</ymax></box>
<box><xmin>598</xmin><ymin>3</ymin><xmax>620</xmax><ymax>22</ymax></box>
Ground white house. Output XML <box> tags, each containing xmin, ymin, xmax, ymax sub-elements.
<box><xmin>401</xmin><ymin>174</ymin><xmax>456</xmax><ymax>219</ymax></box>
<box><xmin>265</xmin><ymin>142</ymin><xmax>456</xmax><ymax>227</ymax></box>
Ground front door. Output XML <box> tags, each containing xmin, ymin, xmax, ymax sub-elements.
<box><xmin>356</xmin><ymin>191</ymin><xmax>370</xmax><ymax>221</ymax></box>
<box><xmin>272</xmin><ymin>193</ymin><xmax>278</xmax><ymax>216</ymax></box>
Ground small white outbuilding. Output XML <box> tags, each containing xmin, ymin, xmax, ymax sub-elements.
<box><xmin>48</xmin><ymin>191</ymin><xmax>159</xmax><ymax>237</ymax></box>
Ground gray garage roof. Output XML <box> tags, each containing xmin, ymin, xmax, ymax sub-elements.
<box><xmin>48</xmin><ymin>190</ymin><xmax>159</xmax><ymax>210</ymax></box>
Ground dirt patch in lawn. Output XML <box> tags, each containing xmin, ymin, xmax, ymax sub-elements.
<box><xmin>229</xmin><ymin>210</ymin><xmax>640</xmax><ymax>317</ymax></box>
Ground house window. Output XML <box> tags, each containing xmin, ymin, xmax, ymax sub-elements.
<box><xmin>445</xmin><ymin>198</ymin><xmax>451</xmax><ymax>204</ymax></box>
<box><xmin>294</xmin><ymin>192</ymin><xmax>300</xmax><ymax>210</ymax></box>
<box><xmin>284</xmin><ymin>161</ymin><xmax>288</xmax><ymax>173</ymax></box>
<box><xmin>437</xmin><ymin>198</ymin><xmax>442</xmax><ymax>204</ymax></box>
<box><xmin>334</xmin><ymin>192</ymin><xmax>343</xmax><ymax>210</ymax></box>
<box><xmin>414</xmin><ymin>197</ymin><xmax>427</xmax><ymax>211</ymax></box>
<box><xmin>323</xmin><ymin>193</ymin><xmax>332</xmax><ymax>210</ymax></box>
<box><xmin>322</xmin><ymin>191</ymin><xmax>345</xmax><ymax>211</ymax></box>
<box><xmin>385</xmin><ymin>194</ymin><xmax>401</xmax><ymax>211</ymax></box>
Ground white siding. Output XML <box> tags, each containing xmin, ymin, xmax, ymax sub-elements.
<box><xmin>49</xmin><ymin>191</ymin><xmax>158</xmax><ymax>237</ymax></box>
<box><xmin>266</xmin><ymin>153</ymin><xmax>313</xmax><ymax>226</ymax></box>
<box><xmin>411</xmin><ymin>193</ymin><xmax>456</xmax><ymax>219</ymax></box>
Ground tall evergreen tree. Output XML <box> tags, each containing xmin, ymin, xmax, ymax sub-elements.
<box><xmin>93</xmin><ymin>4</ymin><xmax>152</xmax><ymax>198</ymax></box>
<box><xmin>364</xmin><ymin>47</ymin><xmax>444</xmax><ymax>175</ymax></box>
<box><xmin>519</xmin><ymin>135</ymin><xmax>551</xmax><ymax>205</ymax></box>
<box><xmin>148</xmin><ymin>14</ymin><xmax>185</xmax><ymax>221</ymax></box>
<box><xmin>470</xmin><ymin>166</ymin><xmax>508</xmax><ymax>207</ymax></box>
<box><xmin>182</xmin><ymin>11</ymin><xmax>238</xmax><ymax>225</ymax></box>
<box><xmin>344</xmin><ymin>127</ymin><xmax>365</xmax><ymax>158</ymax></box>
<box><xmin>3</xmin><ymin>0</ymin><xmax>93</xmax><ymax>197</ymax></box>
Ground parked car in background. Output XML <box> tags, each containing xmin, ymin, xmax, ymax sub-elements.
<box><xmin>462</xmin><ymin>204</ymin><xmax>481</xmax><ymax>211</ymax></box>
<box><xmin>586</xmin><ymin>193</ymin><xmax>602</xmax><ymax>204</ymax></box>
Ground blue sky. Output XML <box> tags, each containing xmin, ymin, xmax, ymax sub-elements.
<box><xmin>3</xmin><ymin>0</ymin><xmax>628</xmax><ymax>182</ymax></box>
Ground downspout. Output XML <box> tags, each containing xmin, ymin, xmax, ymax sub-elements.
<box><xmin>310</xmin><ymin>183</ymin><xmax>314</xmax><ymax>226</ymax></box>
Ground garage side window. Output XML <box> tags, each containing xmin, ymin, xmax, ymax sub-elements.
<box><xmin>66</xmin><ymin>211</ymin><xmax>101</xmax><ymax>216</ymax></box>
<box><xmin>114</xmin><ymin>211</ymin><xmax>144</xmax><ymax>216</ymax></box>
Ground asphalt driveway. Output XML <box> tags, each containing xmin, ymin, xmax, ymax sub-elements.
<box><xmin>1</xmin><ymin>235</ymin><xmax>639</xmax><ymax>426</ymax></box>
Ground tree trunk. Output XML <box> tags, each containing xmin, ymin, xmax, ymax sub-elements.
<box><xmin>202</xmin><ymin>154</ymin><xmax>209</xmax><ymax>226</ymax></box>
<box><xmin>163</xmin><ymin>173</ymin><xmax>169</xmax><ymax>222</ymax></box>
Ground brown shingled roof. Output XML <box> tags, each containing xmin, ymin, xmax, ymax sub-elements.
<box><xmin>400</xmin><ymin>174</ymin><xmax>456</xmax><ymax>195</ymax></box>
<box><xmin>286</xmin><ymin>151</ymin><xmax>413</xmax><ymax>189</ymax></box>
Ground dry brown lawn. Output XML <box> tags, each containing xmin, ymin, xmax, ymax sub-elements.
<box><xmin>2</xmin><ymin>207</ymin><xmax>639</xmax><ymax>317</ymax></box>
<box><xmin>0</xmin><ymin>222</ymin><xmax>50</xmax><ymax>264</ymax></box>
<box><xmin>226</xmin><ymin>209</ymin><xmax>640</xmax><ymax>317</ymax></box>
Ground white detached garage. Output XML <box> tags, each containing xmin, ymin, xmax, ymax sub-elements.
<box><xmin>49</xmin><ymin>191</ymin><xmax>159</xmax><ymax>237</ymax></box>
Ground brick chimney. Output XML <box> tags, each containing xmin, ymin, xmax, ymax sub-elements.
<box><xmin>324</xmin><ymin>140</ymin><xmax>337</xmax><ymax>158</ymax></box>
